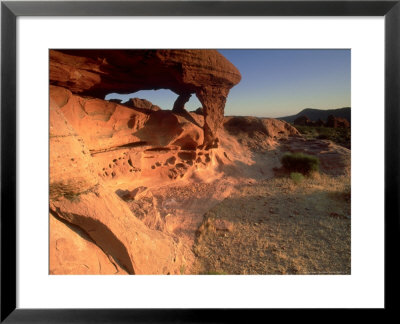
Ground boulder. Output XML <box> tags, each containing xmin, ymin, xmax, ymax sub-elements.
<box><xmin>125</xmin><ymin>98</ymin><xmax>161</xmax><ymax>111</ymax></box>
<box><xmin>223</xmin><ymin>116</ymin><xmax>300</xmax><ymax>151</ymax></box>
<box><xmin>326</xmin><ymin>115</ymin><xmax>350</xmax><ymax>128</ymax></box>
<box><xmin>134</xmin><ymin>110</ymin><xmax>203</xmax><ymax>150</ymax></box>
<box><xmin>116</xmin><ymin>186</ymin><xmax>148</xmax><ymax>201</ymax></box>
<box><xmin>294</xmin><ymin>115</ymin><xmax>311</xmax><ymax>126</ymax></box>
<box><xmin>261</xmin><ymin>118</ymin><xmax>301</xmax><ymax>138</ymax></box>
<box><xmin>108</xmin><ymin>98</ymin><xmax>122</xmax><ymax>104</ymax></box>
<box><xmin>224</xmin><ymin>116</ymin><xmax>300</xmax><ymax>139</ymax></box>
<box><xmin>194</xmin><ymin>107</ymin><xmax>204</xmax><ymax>115</ymax></box>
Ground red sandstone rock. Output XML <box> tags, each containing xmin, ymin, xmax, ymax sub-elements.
<box><xmin>125</xmin><ymin>98</ymin><xmax>161</xmax><ymax>111</ymax></box>
<box><xmin>134</xmin><ymin>110</ymin><xmax>204</xmax><ymax>150</ymax></box>
<box><xmin>261</xmin><ymin>118</ymin><xmax>301</xmax><ymax>138</ymax></box>
<box><xmin>326</xmin><ymin>115</ymin><xmax>350</xmax><ymax>128</ymax></box>
<box><xmin>49</xmin><ymin>49</ymin><xmax>241</xmax><ymax>147</ymax></box>
<box><xmin>194</xmin><ymin>107</ymin><xmax>204</xmax><ymax>115</ymax></box>
<box><xmin>222</xmin><ymin>116</ymin><xmax>300</xmax><ymax>151</ymax></box>
<box><xmin>294</xmin><ymin>115</ymin><xmax>312</xmax><ymax>126</ymax></box>
<box><xmin>284</xmin><ymin>137</ymin><xmax>350</xmax><ymax>176</ymax></box>
<box><xmin>50</xmin><ymin>85</ymin><xmax>150</xmax><ymax>152</ymax></box>
<box><xmin>49</xmin><ymin>94</ymin><xmax>99</xmax><ymax>200</ymax></box>
<box><xmin>50</xmin><ymin>213</ymin><xmax>128</xmax><ymax>275</ymax></box>
<box><xmin>50</xmin><ymin>185</ymin><xmax>185</xmax><ymax>274</ymax></box>
<box><xmin>50</xmin><ymin>95</ymin><xmax>186</xmax><ymax>274</ymax></box>
<box><xmin>224</xmin><ymin>116</ymin><xmax>300</xmax><ymax>139</ymax></box>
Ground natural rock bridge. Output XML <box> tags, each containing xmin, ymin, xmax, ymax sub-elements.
<box><xmin>50</xmin><ymin>49</ymin><xmax>241</xmax><ymax>148</ymax></box>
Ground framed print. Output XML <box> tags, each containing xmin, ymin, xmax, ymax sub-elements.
<box><xmin>1</xmin><ymin>0</ymin><xmax>399</xmax><ymax>321</ymax></box>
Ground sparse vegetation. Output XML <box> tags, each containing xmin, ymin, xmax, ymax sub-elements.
<box><xmin>294</xmin><ymin>125</ymin><xmax>351</xmax><ymax>149</ymax></box>
<box><xmin>193</xmin><ymin>174</ymin><xmax>351</xmax><ymax>275</ymax></box>
<box><xmin>290</xmin><ymin>172</ymin><xmax>304</xmax><ymax>184</ymax></box>
<box><xmin>180</xmin><ymin>264</ymin><xmax>186</xmax><ymax>275</ymax></box>
<box><xmin>281</xmin><ymin>152</ymin><xmax>319</xmax><ymax>175</ymax></box>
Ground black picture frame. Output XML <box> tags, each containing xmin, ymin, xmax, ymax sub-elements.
<box><xmin>1</xmin><ymin>0</ymin><xmax>399</xmax><ymax>322</ymax></box>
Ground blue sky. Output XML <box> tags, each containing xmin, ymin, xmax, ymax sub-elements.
<box><xmin>106</xmin><ymin>49</ymin><xmax>350</xmax><ymax>118</ymax></box>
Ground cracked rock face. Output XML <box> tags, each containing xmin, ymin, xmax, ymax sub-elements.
<box><xmin>50</xmin><ymin>49</ymin><xmax>241</xmax><ymax>147</ymax></box>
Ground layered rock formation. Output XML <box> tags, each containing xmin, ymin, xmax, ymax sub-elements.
<box><xmin>49</xmin><ymin>82</ymin><xmax>303</xmax><ymax>274</ymax></box>
<box><xmin>50</xmin><ymin>49</ymin><xmax>241</xmax><ymax>147</ymax></box>
<box><xmin>50</xmin><ymin>89</ymin><xmax>187</xmax><ymax>275</ymax></box>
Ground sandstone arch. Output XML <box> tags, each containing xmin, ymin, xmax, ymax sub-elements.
<box><xmin>49</xmin><ymin>49</ymin><xmax>241</xmax><ymax>148</ymax></box>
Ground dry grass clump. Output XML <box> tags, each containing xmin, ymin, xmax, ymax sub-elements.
<box><xmin>290</xmin><ymin>172</ymin><xmax>304</xmax><ymax>185</ymax></box>
<box><xmin>281</xmin><ymin>152</ymin><xmax>320</xmax><ymax>175</ymax></box>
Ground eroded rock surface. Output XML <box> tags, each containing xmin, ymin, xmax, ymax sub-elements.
<box><xmin>223</xmin><ymin>116</ymin><xmax>300</xmax><ymax>150</ymax></box>
<box><xmin>50</xmin><ymin>49</ymin><xmax>241</xmax><ymax>147</ymax></box>
<box><xmin>49</xmin><ymin>91</ymin><xmax>99</xmax><ymax>200</ymax></box>
<box><xmin>50</xmin><ymin>94</ymin><xmax>186</xmax><ymax>275</ymax></box>
<box><xmin>50</xmin><ymin>87</ymin><xmax>208</xmax><ymax>185</ymax></box>
<box><xmin>50</xmin><ymin>185</ymin><xmax>185</xmax><ymax>274</ymax></box>
<box><xmin>282</xmin><ymin>137</ymin><xmax>351</xmax><ymax>176</ymax></box>
<box><xmin>50</xmin><ymin>213</ymin><xmax>128</xmax><ymax>275</ymax></box>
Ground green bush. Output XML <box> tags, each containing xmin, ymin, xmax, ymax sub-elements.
<box><xmin>281</xmin><ymin>152</ymin><xmax>319</xmax><ymax>175</ymax></box>
<box><xmin>290</xmin><ymin>172</ymin><xmax>304</xmax><ymax>184</ymax></box>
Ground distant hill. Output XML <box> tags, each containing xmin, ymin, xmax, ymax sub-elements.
<box><xmin>279</xmin><ymin>107</ymin><xmax>351</xmax><ymax>123</ymax></box>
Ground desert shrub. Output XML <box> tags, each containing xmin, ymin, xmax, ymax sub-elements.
<box><xmin>293</xmin><ymin>125</ymin><xmax>351</xmax><ymax>149</ymax></box>
<box><xmin>290</xmin><ymin>172</ymin><xmax>304</xmax><ymax>184</ymax></box>
<box><xmin>281</xmin><ymin>152</ymin><xmax>319</xmax><ymax>175</ymax></box>
<box><xmin>293</xmin><ymin>125</ymin><xmax>317</xmax><ymax>139</ymax></box>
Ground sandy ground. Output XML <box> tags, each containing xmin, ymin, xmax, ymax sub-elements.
<box><xmin>106</xmin><ymin>146</ymin><xmax>281</xmax><ymax>273</ymax></box>
<box><xmin>107</xmin><ymin>136</ymin><xmax>350</xmax><ymax>275</ymax></box>
<box><xmin>193</xmin><ymin>174</ymin><xmax>351</xmax><ymax>274</ymax></box>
